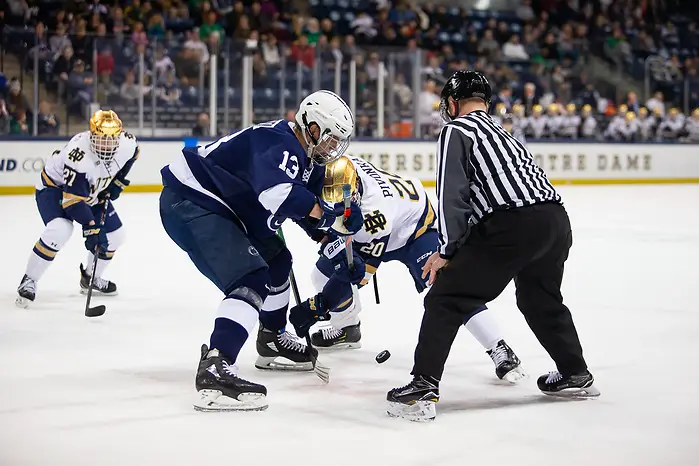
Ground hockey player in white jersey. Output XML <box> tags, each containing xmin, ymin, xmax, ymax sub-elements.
<box><xmin>684</xmin><ymin>108</ymin><xmax>699</xmax><ymax>141</ymax></box>
<box><xmin>526</xmin><ymin>104</ymin><xmax>547</xmax><ymax>139</ymax></box>
<box><xmin>579</xmin><ymin>104</ymin><xmax>598</xmax><ymax>139</ymax></box>
<box><xmin>605</xmin><ymin>111</ymin><xmax>640</xmax><ymax>141</ymax></box>
<box><xmin>558</xmin><ymin>103</ymin><xmax>581</xmax><ymax>139</ymax></box>
<box><xmin>543</xmin><ymin>103</ymin><xmax>563</xmax><ymax>138</ymax></box>
<box><xmin>16</xmin><ymin>110</ymin><xmax>139</xmax><ymax>307</ymax></box>
<box><xmin>289</xmin><ymin>156</ymin><xmax>526</xmax><ymax>383</ymax></box>
<box><xmin>637</xmin><ymin>107</ymin><xmax>656</xmax><ymax>141</ymax></box>
<box><xmin>657</xmin><ymin>107</ymin><xmax>686</xmax><ymax>140</ymax></box>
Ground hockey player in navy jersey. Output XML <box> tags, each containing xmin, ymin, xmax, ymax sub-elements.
<box><xmin>159</xmin><ymin>90</ymin><xmax>363</xmax><ymax>411</ymax></box>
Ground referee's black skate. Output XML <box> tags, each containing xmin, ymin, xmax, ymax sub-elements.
<box><xmin>193</xmin><ymin>344</ymin><xmax>268</xmax><ymax>411</ymax></box>
<box><xmin>537</xmin><ymin>370</ymin><xmax>600</xmax><ymax>398</ymax></box>
<box><xmin>386</xmin><ymin>375</ymin><xmax>439</xmax><ymax>422</ymax></box>
<box><xmin>487</xmin><ymin>340</ymin><xmax>526</xmax><ymax>383</ymax></box>
<box><xmin>79</xmin><ymin>264</ymin><xmax>118</xmax><ymax>296</ymax></box>
<box><xmin>255</xmin><ymin>327</ymin><xmax>317</xmax><ymax>371</ymax></box>
<box><xmin>311</xmin><ymin>322</ymin><xmax>362</xmax><ymax>350</ymax></box>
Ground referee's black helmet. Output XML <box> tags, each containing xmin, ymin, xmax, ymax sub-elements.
<box><xmin>439</xmin><ymin>70</ymin><xmax>492</xmax><ymax>122</ymax></box>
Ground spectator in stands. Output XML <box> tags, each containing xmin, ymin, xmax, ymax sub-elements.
<box><xmin>68</xmin><ymin>59</ymin><xmax>94</xmax><ymax>109</ymax></box>
<box><xmin>96</xmin><ymin>47</ymin><xmax>115</xmax><ymax>100</ymax></box>
<box><xmin>71</xmin><ymin>19</ymin><xmax>92</xmax><ymax>62</ymax></box>
<box><xmin>50</xmin><ymin>24</ymin><xmax>71</xmax><ymax>60</ymax></box>
<box><xmin>148</xmin><ymin>13</ymin><xmax>166</xmax><ymax>38</ymax></box>
<box><xmin>5</xmin><ymin>79</ymin><xmax>29</xmax><ymax>118</ymax></box>
<box><xmin>232</xmin><ymin>14</ymin><xmax>251</xmax><ymax>41</ymax></box>
<box><xmin>492</xmin><ymin>85</ymin><xmax>514</xmax><ymax>113</ymax></box>
<box><xmin>154</xmin><ymin>46</ymin><xmax>176</xmax><ymax>80</ymax></box>
<box><xmin>517</xmin><ymin>0</ymin><xmax>535</xmax><ymax>22</ymax></box>
<box><xmin>478</xmin><ymin>29</ymin><xmax>500</xmax><ymax>59</ymax></box>
<box><xmin>0</xmin><ymin>99</ymin><xmax>10</xmax><ymax>135</ymax></box>
<box><xmin>625</xmin><ymin>91</ymin><xmax>640</xmax><ymax>114</ymax></box>
<box><xmin>502</xmin><ymin>35</ymin><xmax>529</xmax><ymax>60</ymax></box>
<box><xmin>37</xmin><ymin>100</ymin><xmax>59</xmax><ymax>135</ymax></box>
<box><xmin>252</xmin><ymin>51</ymin><xmax>268</xmax><ymax>85</ymax></box>
<box><xmin>10</xmin><ymin>109</ymin><xmax>31</xmax><ymax>135</ymax></box>
<box><xmin>284</xmin><ymin>110</ymin><xmax>295</xmax><ymax>122</ymax></box>
<box><xmin>291</xmin><ymin>35</ymin><xmax>315</xmax><ymax>69</ymax></box>
<box><xmin>393</xmin><ymin>73</ymin><xmax>412</xmax><ymax>108</ymax></box>
<box><xmin>28</xmin><ymin>22</ymin><xmax>52</xmax><ymax>66</ymax></box>
<box><xmin>89</xmin><ymin>0</ymin><xmax>109</xmax><ymax>17</ymax></box>
<box><xmin>418</xmin><ymin>79</ymin><xmax>439</xmax><ymax>136</ymax></box>
<box><xmin>352</xmin><ymin>12</ymin><xmax>376</xmax><ymax>40</ymax></box>
<box><xmin>119</xmin><ymin>69</ymin><xmax>143</xmax><ymax>101</ymax></box>
<box><xmin>111</xmin><ymin>7</ymin><xmax>129</xmax><ymax>39</ymax></box>
<box><xmin>667</xmin><ymin>55</ymin><xmax>683</xmax><ymax>80</ymax></box>
<box><xmin>646</xmin><ymin>91</ymin><xmax>665</xmax><ymax>116</ymax></box>
<box><xmin>261</xmin><ymin>34</ymin><xmax>280</xmax><ymax>68</ymax></box>
<box><xmin>184</xmin><ymin>29</ymin><xmax>210</xmax><ymax>63</ymax></box>
<box><xmin>192</xmin><ymin>112</ymin><xmax>210</xmax><ymax>136</ymax></box>
<box><xmin>540</xmin><ymin>32</ymin><xmax>560</xmax><ymax>61</ymax></box>
<box><xmin>132</xmin><ymin>21</ymin><xmax>149</xmax><ymax>46</ymax></box>
<box><xmin>200</xmin><ymin>11</ymin><xmax>224</xmax><ymax>43</ymax></box>
<box><xmin>88</xmin><ymin>12</ymin><xmax>102</xmax><ymax>34</ymax></box>
<box><xmin>158</xmin><ymin>71</ymin><xmax>181</xmax><ymax>106</ymax></box>
<box><xmin>633</xmin><ymin>30</ymin><xmax>656</xmax><ymax>55</ymax></box>
<box><xmin>305</xmin><ymin>18</ymin><xmax>321</xmax><ymax>46</ymax></box>
<box><xmin>520</xmin><ymin>82</ymin><xmax>539</xmax><ymax>114</ymax></box>
<box><xmin>322</xmin><ymin>36</ymin><xmax>343</xmax><ymax>71</ymax></box>
<box><xmin>660</xmin><ymin>22</ymin><xmax>680</xmax><ymax>47</ymax></box>
<box><xmin>174</xmin><ymin>47</ymin><xmax>201</xmax><ymax>86</ymax></box>
<box><xmin>342</xmin><ymin>35</ymin><xmax>359</xmax><ymax>62</ymax></box>
<box><xmin>320</xmin><ymin>18</ymin><xmax>335</xmax><ymax>42</ymax></box>
<box><xmin>53</xmin><ymin>46</ymin><xmax>75</xmax><ymax>92</ymax></box>
<box><xmin>422</xmin><ymin>55</ymin><xmax>445</xmax><ymax>84</ymax></box>
<box><xmin>356</xmin><ymin>114</ymin><xmax>375</xmax><ymax>137</ymax></box>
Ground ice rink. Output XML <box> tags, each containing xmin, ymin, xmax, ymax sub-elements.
<box><xmin>1</xmin><ymin>185</ymin><xmax>698</xmax><ymax>466</ymax></box>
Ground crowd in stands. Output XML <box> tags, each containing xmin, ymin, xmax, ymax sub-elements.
<box><xmin>0</xmin><ymin>0</ymin><xmax>696</xmax><ymax>140</ymax></box>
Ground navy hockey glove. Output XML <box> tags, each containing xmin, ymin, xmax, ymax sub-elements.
<box><xmin>334</xmin><ymin>249</ymin><xmax>366</xmax><ymax>285</ymax></box>
<box><xmin>289</xmin><ymin>294</ymin><xmax>329</xmax><ymax>338</ymax></box>
<box><xmin>83</xmin><ymin>224</ymin><xmax>108</xmax><ymax>253</ymax></box>
<box><xmin>100</xmin><ymin>178</ymin><xmax>130</xmax><ymax>202</ymax></box>
<box><xmin>317</xmin><ymin>200</ymin><xmax>363</xmax><ymax>236</ymax></box>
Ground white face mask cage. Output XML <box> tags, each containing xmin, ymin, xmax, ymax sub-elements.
<box><xmin>310</xmin><ymin>130</ymin><xmax>350</xmax><ymax>166</ymax></box>
<box><xmin>89</xmin><ymin>133</ymin><xmax>120</xmax><ymax>163</ymax></box>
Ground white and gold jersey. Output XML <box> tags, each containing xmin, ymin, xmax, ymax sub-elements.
<box><xmin>580</xmin><ymin>115</ymin><xmax>597</xmax><ymax>138</ymax></box>
<box><xmin>350</xmin><ymin>156</ymin><xmax>434</xmax><ymax>261</ymax></box>
<box><xmin>526</xmin><ymin>116</ymin><xmax>547</xmax><ymax>139</ymax></box>
<box><xmin>39</xmin><ymin>131</ymin><xmax>140</xmax><ymax>206</ymax></box>
<box><xmin>559</xmin><ymin>115</ymin><xmax>581</xmax><ymax>138</ymax></box>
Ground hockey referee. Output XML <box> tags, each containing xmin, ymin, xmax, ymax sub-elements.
<box><xmin>387</xmin><ymin>70</ymin><xmax>599</xmax><ymax>422</ymax></box>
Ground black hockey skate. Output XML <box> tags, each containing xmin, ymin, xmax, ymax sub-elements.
<box><xmin>537</xmin><ymin>370</ymin><xmax>600</xmax><ymax>398</ymax></box>
<box><xmin>255</xmin><ymin>327</ymin><xmax>317</xmax><ymax>371</ymax></box>
<box><xmin>193</xmin><ymin>344</ymin><xmax>268</xmax><ymax>411</ymax></box>
<box><xmin>487</xmin><ymin>340</ymin><xmax>526</xmax><ymax>384</ymax></box>
<box><xmin>15</xmin><ymin>274</ymin><xmax>37</xmax><ymax>308</ymax></box>
<box><xmin>311</xmin><ymin>323</ymin><xmax>362</xmax><ymax>350</ymax></box>
<box><xmin>386</xmin><ymin>375</ymin><xmax>440</xmax><ymax>422</ymax></box>
<box><xmin>79</xmin><ymin>264</ymin><xmax>118</xmax><ymax>296</ymax></box>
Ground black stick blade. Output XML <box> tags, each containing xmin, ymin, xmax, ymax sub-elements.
<box><xmin>85</xmin><ymin>305</ymin><xmax>106</xmax><ymax>317</ymax></box>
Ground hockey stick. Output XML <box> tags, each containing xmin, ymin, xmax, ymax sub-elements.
<box><xmin>84</xmin><ymin>197</ymin><xmax>110</xmax><ymax>317</ymax></box>
<box><xmin>277</xmin><ymin>227</ymin><xmax>330</xmax><ymax>383</ymax></box>
<box><xmin>373</xmin><ymin>273</ymin><xmax>380</xmax><ymax>304</ymax></box>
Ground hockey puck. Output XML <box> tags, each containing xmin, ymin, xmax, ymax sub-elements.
<box><xmin>375</xmin><ymin>350</ymin><xmax>391</xmax><ymax>364</ymax></box>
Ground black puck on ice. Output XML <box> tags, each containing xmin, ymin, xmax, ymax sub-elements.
<box><xmin>375</xmin><ymin>350</ymin><xmax>391</xmax><ymax>364</ymax></box>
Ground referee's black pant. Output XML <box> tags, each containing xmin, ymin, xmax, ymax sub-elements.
<box><xmin>413</xmin><ymin>202</ymin><xmax>588</xmax><ymax>381</ymax></box>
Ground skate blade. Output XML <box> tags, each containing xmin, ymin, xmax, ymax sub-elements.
<box><xmin>15</xmin><ymin>296</ymin><xmax>31</xmax><ymax>309</ymax></box>
<box><xmin>316</xmin><ymin>341</ymin><xmax>362</xmax><ymax>352</ymax></box>
<box><xmin>313</xmin><ymin>360</ymin><xmax>331</xmax><ymax>384</ymax></box>
<box><xmin>254</xmin><ymin>355</ymin><xmax>313</xmax><ymax>372</ymax></box>
<box><xmin>193</xmin><ymin>390</ymin><xmax>268</xmax><ymax>412</ymax></box>
<box><xmin>542</xmin><ymin>384</ymin><xmax>601</xmax><ymax>398</ymax></box>
<box><xmin>501</xmin><ymin>366</ymin><xmax>527</xmax><ymax>384</ymax></box>
<box><xmin>387</xmin><ymin>401</ymin><xmax>436</xmax><ymax>422</ymax></box>
<box><xmin>80</xmin><ymin>288</ymin><xmax>119</xmax><ymax>297</ymax></box>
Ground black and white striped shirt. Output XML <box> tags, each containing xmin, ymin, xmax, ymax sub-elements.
<box><xmin>435</xmin><ymin>110</ymin><xmax>560</xmax><ymax>258</ymax></box>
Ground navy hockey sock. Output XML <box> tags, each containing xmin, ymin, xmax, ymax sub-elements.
<box><xmin>210</xmin><ymin>317</ymin><xmax>250</xmax><ymax>362</ymax></box>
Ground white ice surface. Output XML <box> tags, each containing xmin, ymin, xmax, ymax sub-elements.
<box><xmin>1</xmin><ymin>186</ymin><xmax>698</xmax><ymax>466</ymax></box>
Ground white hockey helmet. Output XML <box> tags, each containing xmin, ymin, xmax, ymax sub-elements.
<box><xmin>295</xmin><ymin>90</ymin><xmax>354</xmax><ymax>165</ymax></box>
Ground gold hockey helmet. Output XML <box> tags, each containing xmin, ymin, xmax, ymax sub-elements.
<box><xmin>323</xmin><ymin>156</ymin><xmax>360</xmax><ymax>205</ymax></box>
<box><xmin>495</xmin><ymin>102</ymin><xmax>507</xmax><ymax>115</ymax></box>
<box><xmin>669</xmin><ymin>107</ymin><xmax>680</xmax><ymax>116</ymax></box>
<box><xmin>625</xmin><ymin>111</ymin><xmax>636</xmax><ymax>121</ymax></box>
<box><xmin>547</xmin><ymin>103</ymin><xmax>559</xmax><ymax>114</ymax></box>
<box><xmin>581</xmin><ymin>104</ymin><xmax>592</xmax><ymax>114</ymax></box>
<box><xmin>639</xmin><ymin>107</ymin><xmax>649</xmax><ymax>117</ymax></box>
<box><xmin>618</xmin><ymin>104</ymin><xmax>628</xmax><ymax>115</ymax></box>
<box><xmin>566</xmin><ymin>103</ymin><xmax>576</xmax><ymax>114</ymax></box>
<box><xmin>533</xmin><ymin>104</ymin><xmax>543</xmax><ymax>115</ymax></box>
<box><xmin>692</xmin><ymin>108</ymin><xmax>699</xmax><ymax>119</ymax></box>
<box><xmin>512</xmin><ymin>103</ymin><xmax>524</xmax><ymax>117</ymax></box>
<box><xmin>89</xmin><ymin>110</ymin><xmax>123</xmax><ymax>162</ymax></box>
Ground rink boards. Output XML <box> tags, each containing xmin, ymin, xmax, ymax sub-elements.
<box><xmin>1</xmin><ymin>139</ymin><xmax>698</xmax><ymax>194</ymax></box>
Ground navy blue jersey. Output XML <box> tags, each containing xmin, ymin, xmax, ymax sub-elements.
<box><xmin>162</xmin><ymin>120</ymin><xmax>325</xmax><ymax>239</ymax></box>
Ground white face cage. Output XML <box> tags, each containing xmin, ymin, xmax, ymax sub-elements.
<box><xmin>89</xmin><ymin>134</ymin><xmax>120</xmax><ymax>162</ymax></box>
<box><xmin>310</xmin><ymin>130</ymin><xmax>350</xmax><ymax>166</ymax></box>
